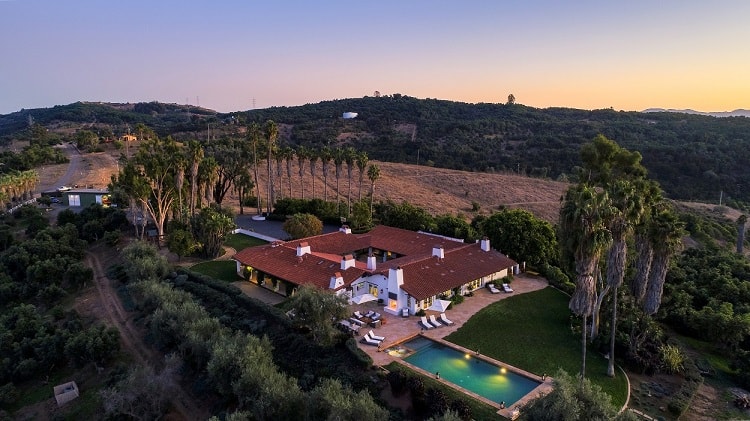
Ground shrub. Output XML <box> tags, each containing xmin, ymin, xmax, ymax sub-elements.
<box><xmin>450</xmin><ymin>399</ymin><xmax>473</xmax><ymax>421</ymax></box>
<box><xmin>387</xmin><ymin>369</ymin><xmax>409</xmax><ymax>396</ymax></box>
<box><xmin>104</xmin><ymin>230</ymin><xmax>121</xmax><ymax>246</ymax></box>
<box><xmin>344</xmin><ymin>337</ymin><xmax>373</xmax><ymax>368</ymax></box>
<box><xmin>0</xmin><ymin>382</ymin><xmax>18</xmax><ymax>407</ymax></box>
<box><xmin>450</xmin><ymin>294</ymin><xmax>464</xmax><ymax>306</ymax></box>
<box><xmin>667</xmin><ymin>357</ymin><xmax>703</xmax><ymax>416</ymax></box>
<box><xmin>426</xmin><ymin>387</ymin><xmax>450</xmax><ymax>417</ymax></box>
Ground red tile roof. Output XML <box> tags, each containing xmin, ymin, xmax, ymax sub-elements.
<box><xmin>233</xmin><ymin>225</ymin><xmax>517</xmax><ymax>298</ymax></box>
<box><xmin>399</xmin><ymin>243</ymin><xmax>517</xmax><ymax>300</ymax></box>
<box><xmin>233</xmin><ymin>243</ymin><xmax>364</xmax><ymax>290</ymax></box>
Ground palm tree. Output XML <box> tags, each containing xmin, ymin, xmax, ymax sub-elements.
<box><xmin>333</xmin><ymin>148</ymin><xmax>344</xmax><ymax>209</ymax></box>
<box><xmin>264</xmin><ymin>120</ymin><xmax>278</xmax><ymax>215</ymax></box>
<box><xmin>630</xmin><ymin>181</ymin><xmax>663</xmax><ymax>303</ymax></box>
<box><xmin>356</xmin><ymin>151</ymin><xmax>369</xmax><ymax>201</ymax></box>
<box><xmin>559</xmin><ymin>184</ymin><xmax>612</xmax><ymax>381</ymax></box>
<box><xmin>367</xmin><ymin>164</ymin><xmax>380</xmax><ymax>217</ymax></box>
<box><xmin>174</xmin><ymin>151</ymin><xmax>187</xmax><ymax>222</ymax></box>
<box><xmin>284</xmin><ymin>146</ymin><xmax>294</xmax><ymax>198</ymax></box>
<box><xmin>198</xmin><ymin>156</ymin><xmax>218</xmax><ymax>208</ymax></box>
<box><xmin>308</xmin><ymin>148</ymin><xmax>318</xmax><ymax>200</ymax></box>
<box><xmin>737</xmin><ymin>214</ymin><xmax>747</xmax><ymax>254</ymax></box>
<box><xmin>320</xmin><ymin>147</ymin><xmax>332</xmax><ymax>203</ymax></box>
<box><xmin>604</xmin><ymin>180</ymin><xmax>643</xmax><ymax>377</ymax></box>
<box><xmin>344</xmin><ymin>147</ymin><xmax>356</xmax><ymax>216</ymax></box>
<box><xmin>187</xmin><ymin>140</ymin><xmax>203</xmax><ymax>217</ymax></box>
<box><xmin>296</xmin><ymin>146</ymin><xmax>308</xmax><ymax>200</ymax></box>
<box><xmin>247</xmin><ymin>123</ymin><xmax>263</xmax><ymax>215</ymax></box>
<box><xmin>274</xmin><ymin>147</ymin><xmax>284</xmax><ymax>200</ymax></box>
<box><xmin>642</xmin><ymin>207</ymin><xmax>684</xmax><ymax>315</ymax></box>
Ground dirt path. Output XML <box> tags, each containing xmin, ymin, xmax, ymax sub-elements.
<box><xmin>84</xmin><ymin>244</ymin><xmax>210</xmax><ymax>420</ymax></box>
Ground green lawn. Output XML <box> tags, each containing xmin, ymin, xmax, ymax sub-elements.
<box><xmin>445</xmin><ymin>287</ymin><xmax>629</xmax><ymax>409</ymax></box>
<box><xmin>189</xmin><ymin>260</ymin><xmax>241</xmax><ymax>283</ymax></box>
<box><xmin>224</xmin><ymin>233</ymin><xmax>267</xmax><ymax>251</ymax></box>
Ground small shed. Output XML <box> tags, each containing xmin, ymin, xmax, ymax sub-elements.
<box><xmin>53</xmin><ymin>381</ymin><xmax>79</xmax><ymax>407</ymax></box>
<box><xmin>62</xmin><ymin>189</ymin><xmax>111</xmax><ymax>207</ymax></box>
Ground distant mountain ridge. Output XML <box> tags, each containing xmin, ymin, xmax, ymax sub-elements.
<box><xmin>643</xmin><ymin>108</ymin><xmax>750</xmax><ymax>118</ymax></box>
<box><xmin>4</xmin><ymin>97</ymin><xmax>750</xmax><ymax>205</ymax></box>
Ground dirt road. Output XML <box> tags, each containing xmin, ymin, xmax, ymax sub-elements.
<box><xmin>84</xmin><ymin>244</ymin><xmax>209</xmax><ymax>420</ymax></box>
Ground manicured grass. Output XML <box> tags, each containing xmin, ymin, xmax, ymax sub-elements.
<box><xmin>384</xmin><ymin>362</ymin><xmax>501</xmax><ymax>420</ymax></box>
<box><xmin>445</xmin><ymin>287</ymin><xmax>629</xmax><ymax>409</ymax></box>
<box><xmin>189</xmin><ymin>260</ymin><xmax>241</xmax><ymax>283</ymax></box>
<box><xmin>224</xmin><ymin>233</ymin><xmax>267</xmax><ymax>250</ymax></box>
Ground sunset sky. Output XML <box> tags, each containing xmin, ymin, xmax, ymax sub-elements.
<box><xmin>1</xmin><ymin>0</ymin><xmax>748</xmax><ymax>115</ymax></box>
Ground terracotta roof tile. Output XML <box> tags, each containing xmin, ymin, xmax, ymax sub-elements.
<box><xmin>233</xmin><ymin>225</ymin><xmax>516</xmax><ymax>298</ymax></box>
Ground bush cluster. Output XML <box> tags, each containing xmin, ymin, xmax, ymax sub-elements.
<box><xmin>667</xmin><ymin>357</ymin><xmax>703</xmax><ymax>416</ymax></box>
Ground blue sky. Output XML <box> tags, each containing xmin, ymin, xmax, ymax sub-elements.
<box><xmin>1</xmin><ymin>0</ymin><xmax>748</xmax><ymax>114</ymax></box>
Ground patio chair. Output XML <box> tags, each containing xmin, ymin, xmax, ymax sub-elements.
<box><xmin>368</xmin><ymin>330</ymin><xmax>385</xmax><ymax>341</ymax></box>
<box><xmin>419</xmin><ymin>316</ymin><xmax>435</xmax><ymax>330</ymax></box>
<box><xmin>372</xmin><ymin>312</ymin><xmax>381</xmax><ymax>321</ymax></box>
<box><xmin>487</xmin><ymin>284</ymin><xmax>501</xmax><ymax>294</ymax></box>
<box><xmin>429</xmin><ymin>314</ymin><xmax>443</xmax><ymax>327</ymax></box>
<box><xmin>361</xmin><ymin>333</ymin><xmax>381</xmax><ymax>346</ymax></box>
<box><xmin>439</xmin><ymin>313</ymin><xmax>454</xmax><ymax>325</ymax></box>
<box><xmin>350</xmin><ymin>317</ymin><xmax>365</xmax><ymax>326</ymax></box>
<box><xmin>364</xmin><ymin>310</ymin><xmax>375</xmax><ymax>318</ymax></box>
<box><xmin>353</xmin><ymin>311</ymin><xmax>363</xmax><ymax>319</ymax></box>
<box><xmin>503</xmin><ymin>283</ymin><xmax>514</xmax><ymax>293</ymax></box>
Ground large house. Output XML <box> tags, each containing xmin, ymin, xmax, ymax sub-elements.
<box><xmin>232</xmin><ymin>225</ymin><xmax>519</xmax><ymax>316</ymax></box>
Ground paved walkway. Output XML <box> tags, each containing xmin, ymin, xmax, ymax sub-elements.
<box><xmin>353</xmin><ymin>273</ymin><xmax>553</xmax><ymax>419</ymax></box>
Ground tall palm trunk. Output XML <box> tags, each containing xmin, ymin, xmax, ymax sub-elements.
<box><xmin>642</xmin><ymin>251</ymin><xmax>670</xmax><ymax>315</ymax></box>
<box><xmin>606</xmin><ymin>237</ymin><xmax>627</xmax><ymax>377</ymax></box>
<box><xmin>631</xmin><ymin>231</ymin><xmax>652</xmax><ymax>303</ymax></box>
<box><xmin>286</xmin><ymin>153</ymin><xmax>293</xmax><ymax>198</ymax></box>
<box><xmin>737</xmin><ymin>215</ymin><xmax>747</xmax><ymax>254</ymax></box>
<box><xmin>309</xmin><ymin>156</ymin><xmax>317</xmax><ymax>199</ymax></box>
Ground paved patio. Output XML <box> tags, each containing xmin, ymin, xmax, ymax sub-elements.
<box><xmin>352</xmin><ymin>273</ymin><xmax>553</xmax><ymax>419</ymax></box>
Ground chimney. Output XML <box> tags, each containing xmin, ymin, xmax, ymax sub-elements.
<box><xmin>480</xmin><ymin>237</ymin><xmax>490</xmax><ymax>252</ymax></box>
<box><xmin>341</xmin><ymin>254</ymin><xmax>355</xmax><ymax>270</ymax></box>
<box><xmin>367</xmin><ymin>253</ymin><xmax>377</xmax><ymax>270</ymax></box>
<box><xmin>296</xmin><ymin>242</ymin><xmax>311</xmax><ymax>257</ymax></box>
<box><xmin>339</xmin><ymin>225</ymin><xmax>352</xmax><ymax>234</ymax></box>
<box><xmin>388</xmin><ymin>266</ymin><xmax>404</xmax><ymax>292</ymax></box>
<box><xmin>329</xmin><ymin>272</ymin><xmax>344</xmax><ymax>289</ymax></box>
<box><xmin>432</xmin><ymin>245</ymin><xmax>444</xmax><ymax>259</ymax></box>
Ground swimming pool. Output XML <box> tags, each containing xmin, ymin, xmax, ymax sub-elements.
<box><xmin>399</xmin><ymin>336</ymin><xmax>540</xmax><ymax>406</ymax></box>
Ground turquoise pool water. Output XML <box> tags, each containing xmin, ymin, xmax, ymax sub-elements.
<box><xmin>401</xmin><ymin>337</ymin><xmax>540</xmax><ymax>406</ymax></box>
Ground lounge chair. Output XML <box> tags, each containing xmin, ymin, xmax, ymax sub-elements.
<box><xmin>360</xmin><ymin>333</ymin><xmax>381</xmax><ymax>346</ymax></box>
<box><xmin>502</xmin><ymin>283</ymin><xmax>514</xmax><ymax>293</ymax></box>
<box><xmin>368</xmin><ymin>330</ymin><xmax>385</xmax><ymax>341</ymax></box>
<box><xmin>429</xmin><ymin>314</ymin><xmax>443</xmax><ymax>327</ymax></box>
<box><xmin>350</xmin><ymin>317</ymin><xmax>364</xmax><ymax>326</ymax></box>
<box><xmin>419</xmin><ymin>316</ymin><xmax>435</xmax><ymax>330</ymax></box>
<box><xmin>439</xmin><ymin>313</ymin><xmax>454</xmax><ymax>325</ymax></box>
<box><xmin>353</xmin><ymin>311</ymin><xmax>363</xmax><ymax>319</ymax></box>
<box><xmin>487</xmin><ymin>284</ymin><xmax>501</xmax><ymax>294</ymax></box>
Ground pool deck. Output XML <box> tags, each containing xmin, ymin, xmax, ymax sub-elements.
<box><xmin>353</xmin><ymin>273</ymin><xmax>554</xmax><ymax>419</ymax></box>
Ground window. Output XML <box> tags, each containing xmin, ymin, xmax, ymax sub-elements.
<box><xmin>68</xmin><ymin>195</ymin><xmax>81</xmax><ymax>206</ymax></box>
<box><xmin>95</xmin><ymin>195</ymin><xmax>103</xmax><ymax>204</ymax></box>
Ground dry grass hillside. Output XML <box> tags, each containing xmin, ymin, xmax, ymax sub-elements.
<box><xmin>34</xmin><ymin>144</ymin><xmax>571</xmax><ymax>223</ymax></box>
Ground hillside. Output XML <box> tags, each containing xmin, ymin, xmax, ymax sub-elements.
<box><xmin>4</xmin><ymin>97</ymin><xmax>750</xmax><ymax>206</ymax></box>
<box><xmin>34</xmin><ymin>144</ymin><xmax>568</xmax><ymax>224</ymax></box>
